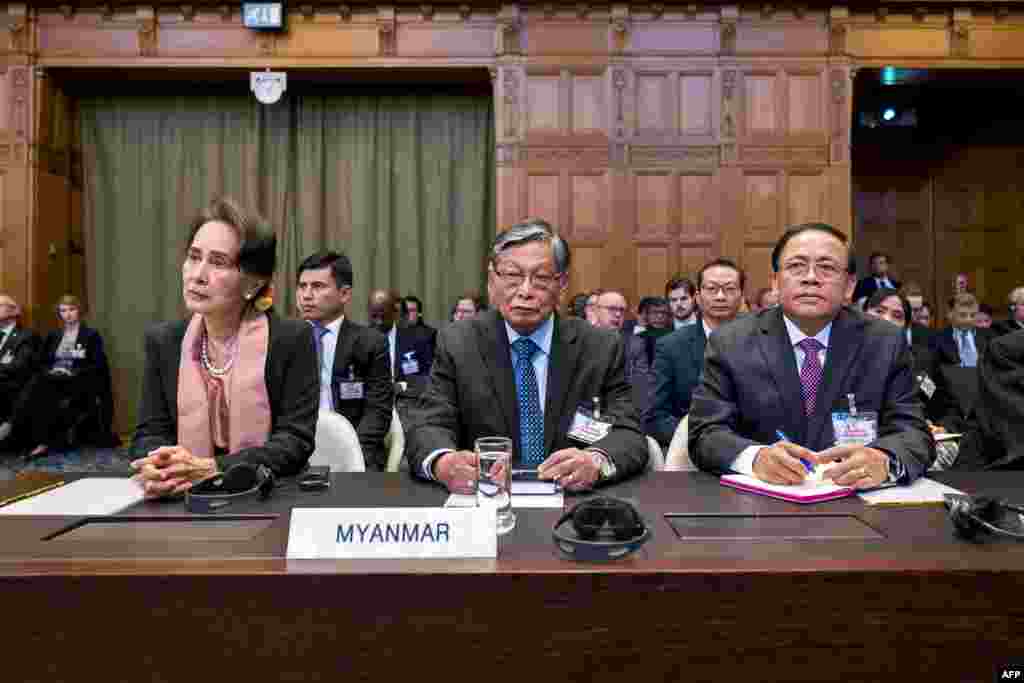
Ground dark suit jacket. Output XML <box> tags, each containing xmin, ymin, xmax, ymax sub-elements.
<box><xmin>955</xmin><ymin>330</ymin><xmax>1024</xmax><ymax>470</ymax></box>
<box><xmin>330</xmin><ymin>318</ymin><xmax>394</xmax><ymax>471</ymax></box>
<box><xmin>929</xmin><ymin>326</ymin><xmax>993</xmax><ymax>368</ymax></box>
<box><xmin>405</xmin><ymin>310</ymin><xmax>647</xmax><ymax>485</ymax></box>
<box><xmin>394</xmin><ymin>323</ymin><xmax>436</xmax><ymax>396</ymax></box>
<box><xmin>0</xmin><ymin>325</ymin><xmax>42</xmax><ymax>390</ymax></box>
<box><xmin>0</xmin><ymin>325</ymin><xmax>42</xmax><ymax>420</ymax></box>
<box><xmin>133</xmin><ymin>313</ymin><xmax>319</xmax><ymax>477</ymax></box>
<box><xmin>852</xmin><ymin>276</ymin><xmax>900</xmax><ymax>304</ymax></box>
<box><xmin>688</xmin><ymin>306</ymin><xmax>934</xmax><ymax>481</ymax></box>
<box><xmin>647</xmin><ymin>323</ymin><xmax>707</xmax><ymax>448</ymax></box>
<box><xmin>992</xmin><ymin>318</ymin><xmax>1024</xmax><ymax>338</ymax></box>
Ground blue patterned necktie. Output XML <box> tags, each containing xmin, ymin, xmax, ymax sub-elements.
<box><xmin>511</xmin><ymin>337</ymin><xmax>545</xmax><ymax>466</ymax></box>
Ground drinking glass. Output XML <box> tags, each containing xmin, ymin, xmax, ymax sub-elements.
<box><xmin>475</xmin><ymin>436</ymin><xmax>515</xmax><ymax>535</ymax></box>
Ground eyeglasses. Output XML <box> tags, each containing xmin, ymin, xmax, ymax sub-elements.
<box><xmin>780</xmin><ymin>260</ymin><xmax>845</xmax><ymax>282</ymax></box>
<box><xmin>700</xmin><ymin>284</ymin><xmax>741</xmax><ymax>297</ymax></box>
<box><xmin>493</xmin><ymin>267</ymin><xmax>558</xmax><ymax>290</ymax></box>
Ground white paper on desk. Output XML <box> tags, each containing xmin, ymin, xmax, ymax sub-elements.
<box><xmin>0</xmin><ymin>477</ymin><xmax>145</xmax><ymax>516</ymax></box>
<box><xmin>444</xmin><ymin>491</ymin><xmax>565</xmax><ymax>509</ymax></box>
<box><xmin>858</xmin><ymin>477</ymin><xmax>964</xmax><ymax>506</ymax></box>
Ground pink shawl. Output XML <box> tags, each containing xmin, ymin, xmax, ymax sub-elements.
<box><xmin>177</xmin><ymin>312</ymin><xmax>272</xmax><ymax>459</ymax></box>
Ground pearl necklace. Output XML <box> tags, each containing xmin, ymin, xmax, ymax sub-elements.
<box><xmin>201</xmin><ymin>331</ymin><xmax>238</xmax><ymax>377</ymax></box>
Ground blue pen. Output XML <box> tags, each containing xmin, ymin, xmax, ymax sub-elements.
<box><xmin>775</xmin><ymin>430</ymin><xmax>814</xmax><ymax>474</ymax></box>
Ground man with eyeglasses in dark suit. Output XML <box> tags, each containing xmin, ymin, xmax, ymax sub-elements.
<box><xmin>405</xmin><ymin>219</ymin><xmax>647</xmax><ymax>493</ymax></box>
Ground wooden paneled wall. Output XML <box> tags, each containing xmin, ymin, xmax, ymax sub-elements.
<box><xmin>3</xmin><ymin>2</ymin><xmax>1024</xmax><ymax>314</ymax></box>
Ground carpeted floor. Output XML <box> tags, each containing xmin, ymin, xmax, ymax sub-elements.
<box><xmin>0</xmin><ymin>447</ymin><xmax>134</xmax><ymax>481</ymax></box>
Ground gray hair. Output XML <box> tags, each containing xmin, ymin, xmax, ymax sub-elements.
<box><xmin>491</xmin><ymin>218</ymin><xmax>571</xmax><ymax>274</ymax></box>
<box><xmin>1010</xmin><ymin>286</ymin><xmax>1024</xmax><ymax>304</ymax></box>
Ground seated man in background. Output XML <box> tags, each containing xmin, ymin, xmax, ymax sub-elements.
<box><xmin>368</xmin><ymin>288</ymin><xmax>436</xmax><ymax>407</ymax></box>
<box><xmin>930</xmin><ymin>292</ymin><xmax>994</xmax><ymax>368</ymax></box>
<box><xmin>647</xmin><ymin>259</ymin><xmax>745</xmax><ymax>449</ymax></box>
<box><xmin>625</xmin><ymin>296</ymin><xmax>671</xmax><ymax>428</ymax></box>
<box><xmin>0</xmin><ymin>294</ymin><xmax>41</xmax><ymax>445</ymax></box>
<box><xmin>450</xmin><ymin>292</ymin><xmax>484</xmax><ymax>322</ymax></box>
<box><xmin>666</xmin><ymin>276</ymin><xmax>697</xmax><ymax>330</ymax></box>
<box><xmin>591</xmin><ymin>289</ymin><xmax>628</xmax><ymax>332</ymax></box>
<box><xmin>975</xmin><ymin>303</ymin><xmax>994</xmax><ymax>330</ymax></box>
<box><xmin>405</xmin><ymin>219</ymin><xmax>647</xmax><ymax>492</ymax></box>
<box><xmin>992</xmin><ymin>286</ymin><xmax>1024</xmax><ymax>337</ymax></box>
<box><xmin>689</xmin><ymin>223</ymin><xmax>933</xmax><ymax>488</ymax></box>
<box><xmin>297</xmin><ymin>251</ymin><xmax>393</xmax><ymax>470</ymax></box>
<box><xmin>852</xmin><ymin>251</ymin><xmax>900</xmax><ymax>306</ymax></box>
<box><xmin>954</xmin><ymin>329</ymin><xmax>1024</xmax><ymax>470</ymax></box>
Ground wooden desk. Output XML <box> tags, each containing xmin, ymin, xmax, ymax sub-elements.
<box><xmin>1</xmin><ymin>472</ymin><xmax>1021</xmax><ymax>683</ymax></box>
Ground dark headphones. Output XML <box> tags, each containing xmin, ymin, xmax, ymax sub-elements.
<box><xmin>945</xmin><ymin>494</ymin><xmax>1024</xmax><ymax>541</ymax></box>
<box><xmin>185</xmin><ymin>463</ymin><xmax>275</xmax><ymax>513</ymax></box>
<box><xmin>552</xmin><ymin>496</ymin><xmax>650</xmax><ymax>561</ymax></box>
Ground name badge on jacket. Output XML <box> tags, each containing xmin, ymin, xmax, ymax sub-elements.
<box><xmin>567</xmin><ymin>405</ymin><xmax>612</xmax><ymax>445</ymax></box>
<box><xmin>400</xmin><ymin>351</ymin><xmax>420</xmax><ymax>376</ymax></box>
<box><xmin>338</xmin><ymin>381</ymin><xmax>365</xmax><ymax>400</ymax></box>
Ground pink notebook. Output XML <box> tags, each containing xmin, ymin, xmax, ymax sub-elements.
<box><xmin>720</xmin><ymin>474</ymin><xmax>855</xmax><ymax>504</ymax></box>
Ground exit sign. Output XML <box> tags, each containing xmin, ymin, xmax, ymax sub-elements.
<box><xmin>243</xmin><ymin>3</ymin><xmax>285</xmax><ymax>29</ymax></box>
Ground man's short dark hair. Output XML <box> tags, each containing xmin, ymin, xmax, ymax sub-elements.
<box><xmin>770</xmin><ymin>222</ymin><xmax>856</xmax><ymax>274</ymax></box>
<box><xmin>401</xmin><ymin>295</ymin><xmax>424</xmax><ymax>317</ymax></box>
<box><xmin>869</xmin><ymin>251</ymin><xmax>889</xmax><ymax>264</ymax></box>
<box><xmin>697</xmin><ymin>258</ymin><xmax>746</xmax><ymax>292</ymax></box>
<box><xmin>866</xmin><ymin>287</ymin><xmax>911</xmax><ymax>329</ymax></box>
<box><xmin>296</xmin><ymin>251</ymin><xmax>353</xmax><ymax>288</ymax></box>
<box><xmin>665</xmin><ymin>276</ymin><xmax>695</xmax><ymax>298</ymax></box>
<box><xmin>979</xmin><ymin>303</ymin><xmax>994</xmax><ymax>317</ymax></box>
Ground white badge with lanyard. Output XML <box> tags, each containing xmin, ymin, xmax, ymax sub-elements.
<box><xmin>831</xmin><ymin>393</ymin><xmax>878</xmax><ymax>446</ymax></box>
<box><xmin>338</xmin><ymin>364</ymin><xmax>365</xmax><ymax>400</ymax></box>
<box><xmin>400</xmin><ymin>351</ymin><xmax>420</xmax><ymax>376</ymax></box>
<box><xmin>918</xmin><ymin>373</ymin><xmax>936</xmax><ymax>400</ymax></box>
<box><xmin>567</xmin><ymin>396</ymin><xmax>612</xmax><ymax>445</ymax></box>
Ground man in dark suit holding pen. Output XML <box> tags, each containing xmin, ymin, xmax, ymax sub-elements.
<box><xmin>689</xmin><ymin>223</ymin><xmax>934</xmax><ymax>488</ymax></box>
<box><xmin>297</xmin><ymin>251</ymin><xmax>393</xmax><ymax>470</ymax></box>
<box><xmin>405</xmin><ymin>219</ymin><xmax>647</xmax><ymax>493</ymax></box>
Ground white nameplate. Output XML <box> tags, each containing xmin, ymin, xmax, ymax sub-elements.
<box><xmin>286</xmin><ymin>507</ymin><xmax>497</xmax><ymax>559</ymax></box>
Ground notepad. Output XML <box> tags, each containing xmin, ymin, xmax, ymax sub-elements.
<box><xmin>857</xmin><ymin>477</ymin><xmax>965</xmax><ymax>506</ymax></box>
<box><xmin>720</xmin><ymin>474</ymin><xmax>855</xmax><ymax>504</ymax></box>
<box><xmin>0</xmin><ymin>477</ymin><xmax>145</xmax><ymax>516</ymax></box>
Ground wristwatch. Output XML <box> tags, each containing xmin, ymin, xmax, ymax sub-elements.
<box><xmin>587</xmin><ymin>448</ymin><xmax>617</xmax><ymax>482</ymax></box>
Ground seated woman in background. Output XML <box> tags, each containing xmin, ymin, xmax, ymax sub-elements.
<box><xmin>131</xmin><ymin>197</ymin><xmax>319</xmax><ymax>498</ymax></box>
<box><xmin>450</xmin><ymin>292</ymin><xmax>483</xmax><ymax>322</ymax></box>
<box><xmin>13</xmin><ymin>294</ymin><xmax>117</xmax><ymax>458</ymax></box>
<box><xmin>864</xmin><ymin>287</ymin><xmax>959</xmax><ymax>469</ymax></box>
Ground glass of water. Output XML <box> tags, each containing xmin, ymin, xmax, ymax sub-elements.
<box><xmin>475</xmin><ymin>436</ymin><xmax>515</xmax><ymax>535</ymax></box>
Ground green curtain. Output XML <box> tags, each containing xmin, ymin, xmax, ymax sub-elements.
<box><xmin>80</xmin><ymin>89</ymin><xmax>494</xmax><ymax>435</ymax></box>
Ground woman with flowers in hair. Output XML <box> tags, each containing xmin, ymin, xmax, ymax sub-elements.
<box><xmin>131</xmin><ymin>197</ymin><xmax>318</xmax><ymax>498</ymax></box>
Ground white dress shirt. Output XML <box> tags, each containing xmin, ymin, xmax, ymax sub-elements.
<box><xmin>315</xmin><ymin>316</ymin><xmax>344</xmax><ymax>411</ymax></box>
<box><xmin>729</xmin><ymin>316</ymin><xmax>832</xmax><ymax>475</ymax></box>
